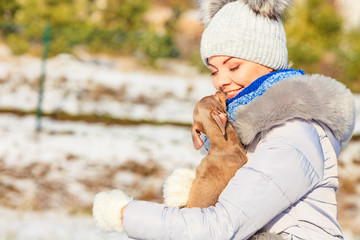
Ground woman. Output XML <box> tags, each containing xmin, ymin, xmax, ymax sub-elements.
<box><xmin>93</xmin><ymin>0</ymin><xmax>355</xmax><ymax>239</ymax></box>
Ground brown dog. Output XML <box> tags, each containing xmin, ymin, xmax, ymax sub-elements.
<box><xmin>185</xmin><ymin>91</ymin><xmax>247</xmax><ymax>208</ymax></box>
<box><xmin>164</xmin><ymin>92</ymin><xmax>283</xmax><ymax>239</ymax></box>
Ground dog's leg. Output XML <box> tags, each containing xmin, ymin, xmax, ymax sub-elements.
<box><xmin>185</xmin><ymin>170</ymin><xmax>227</xmax><ymax>208</ymax></box>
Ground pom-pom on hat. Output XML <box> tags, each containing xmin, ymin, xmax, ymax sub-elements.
<box><xmin>199</xmin><ymin>0</ymin><xmax>293</xmax><ymax>70</ymax></box>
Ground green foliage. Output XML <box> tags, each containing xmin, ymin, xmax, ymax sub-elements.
<box><xmin>306</xmin><ymin>0</ymin><xmax>342</xmax><ymax>38</ymax></box>
<box><xmin>285</xmin><ymin>0</ymin><xmax>342</xmax><ymax>70</ymax></box>
<box><xmin>5</xmin><ymin>33</ymin><xmax>29</xmax><ymax>54</ymax></box>
<box><xmin>1</xmin><ymin>0</ymin><xmax>360</xmax><ymax>92</ymax></box>
<box><xmin>1</xmin><ymin>0</ymin><xmax>180</xmax><ymax>63</ymax></box>
<box><xmin>337</xmin><ymin>30</ymin><xmax>360</xmax><ymax>92</ymax></box>
<box><xmin>136</xmin><ymin>31</ymin><xmax>179</xmax><ymax>66</ymax></box>
<box><xmin>102</xmin><ymin>0</ymin><xmax>149</xmax><ymax>31</ymax></box>
<box><xmin>0</xmin><ymin>0</ymin><xmax>20</xmax><ymax>25</ymax></box>
<box><xmin>285</xmin><ymin>0</ymin><xmax>360</xmax><ymax>91</ymax></box>
<box><xmin>188</xmin><ymin>51</ymin><xmax>208</xmax><ymax>73</ymax></box>
<box><xmin>0</xmin><ymin>0</ymin><xmax>20</xmax><ymax>40</ymax></box>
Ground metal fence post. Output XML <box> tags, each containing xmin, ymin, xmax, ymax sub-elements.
<box><xmin>36</xmin><ymin>22</ymin><xmax>51</xmax><ymax>132</ymax></box>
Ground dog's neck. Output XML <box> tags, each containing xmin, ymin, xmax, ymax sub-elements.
<box><xmin>206</xmin><ymin>122</ymin><xmax>241</xmax><ymax>151</ymax></box>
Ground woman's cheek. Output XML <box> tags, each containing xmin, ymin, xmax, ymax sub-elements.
<box><xmin>212</xmin><ymin>78</ymin><xmax>221</xmax><ymax>90</ymax></box>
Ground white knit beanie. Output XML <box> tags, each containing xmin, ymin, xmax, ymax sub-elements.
<box><xmin>199</xmin><ymin>0</ymin><xmax>293</xmax><ymax>70</ymax></box>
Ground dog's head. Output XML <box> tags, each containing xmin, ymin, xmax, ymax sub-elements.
<box><xmin>191</xmin><ymin>91</ymin><xmax>228</xmax><ymax>150</ymax></box>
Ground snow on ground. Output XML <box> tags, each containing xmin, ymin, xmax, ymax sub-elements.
<box><xmin>0</xmin><ymin>113</ymin><xmax>359</xmax><ymax>240</ymax></box>
<box><xmin>0</xmin><ymin>114</ymin><xmax>199</xmax><ymax>240</ymax></box>
<box><xmin>0</xmin><ymin>113</ymin><xmax>203</xmax><ymax>240</ymax></box>
<box><xmin>0</xmin><ymin>207</ymin><xmax>131</xmax><ymax>240</ymax></box>
<box><xmin>0</xmin><ymin>113</ymin><xmax>202</xmax><ymax>209</ymax></box>
<box><xmin>0</xmin><ymin>54</ymin><xmax>214</xmax><ymax>124</ymax></box>
<box><xmin>0</xmin><ymin>50</ymin><xmax>359</xmax><ymax>239</ymax></box>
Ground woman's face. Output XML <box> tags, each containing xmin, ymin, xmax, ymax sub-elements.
<box><xmin>208</xmin><ymin>56</ymin><xmax>273</xmax><ymax>99</ymax></box>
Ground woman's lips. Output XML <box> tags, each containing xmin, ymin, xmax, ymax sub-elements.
<box><xmin>224</xmin><ymin>88</ymin><xmax>242</xmax><ymax>99</ymax></box>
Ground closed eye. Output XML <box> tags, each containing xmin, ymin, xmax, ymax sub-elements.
<box><xmin>229</xmin><ymin>65</ymin><xmax>240</xmax><ymax>71</ymax></box>
<box><xmin>210</xmin><ymin>71</ymin><xmax>218</xmax><ymax>77</ymax></box>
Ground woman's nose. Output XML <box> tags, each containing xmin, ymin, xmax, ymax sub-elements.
<box><xmin>213</xmin><ymin>72</ymin><xmax>231</xmax><ymax>90</ymax></box>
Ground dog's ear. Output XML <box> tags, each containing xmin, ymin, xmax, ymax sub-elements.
<box><xmin>211</xmin><ymin>109</ymin><xmax>227</xmax><ymax>136</ymax></box>
<box><xmin>215</xmin><ymin>91</ymin><xmax>227</xmax><ymax>109</ymax></box>
<box><xmin>191</xmin><ymin>123</ymin><xmax>204</xmax><ymax>150</ymax></box>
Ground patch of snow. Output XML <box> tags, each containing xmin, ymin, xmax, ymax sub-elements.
<box><xmin>0</xmin><ymin>208</ymin><xmax>130</xmax><ymax>240</ymax></box>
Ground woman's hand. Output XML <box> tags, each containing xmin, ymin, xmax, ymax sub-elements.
<box><xmin>163</xmin><ymin>168</ymin><xmax>196</xmax><ymax>207</ymax></box>
<box><xmin>93</xmin><ymin>190</ymin><xmax>132</xmax><ymax>232</ymax></box>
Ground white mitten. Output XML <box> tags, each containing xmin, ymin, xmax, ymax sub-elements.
<box><xmin>163</xmin><ymin>168</ymin><xmax>196</xmax><ymax>207</ymax></box>
<box><xmin>93</xmin><ymin>190</ymin><xmax>132</xmax><ymax>232</ymax></box>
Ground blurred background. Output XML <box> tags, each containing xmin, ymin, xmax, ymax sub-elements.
<box><xmin>0</xmin><ymin>0</ymin><xmax>359</xmax><ymax>239</ymax></box>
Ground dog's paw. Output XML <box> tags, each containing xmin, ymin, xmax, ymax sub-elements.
<box><xmin>163</xmin><ymin>168</ymin><xmax>196</xmax><ymax>207</ymax></box>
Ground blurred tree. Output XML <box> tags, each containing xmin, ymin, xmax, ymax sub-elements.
<box><xmin>0</xmin><ymin>0</ymin><xmax>20</xmax><ymax>35</ymax></box>
<box><xmin>102</xmin><ymin>0</ymin><xmax>149</xmax><ymax>31</ymax></box>
<box><xmin>284</xmin><ymin>0</ymin><xmax>342</xmax><ymax>72</ymax></box>
<box><xmin>1</xmin><ymin>0</ymin><xmax>359</xmax><ymax>91</ymax></box>
<box><xmin>92</xmin><ymin>0</ymin><xmax>150</xmax><ymax>54</ymax></box>
<box><xmin>0</xmin><ymin>0</ymin><xmax>19</xmax><ymax>22</ymax></box>
<box><xmin>337</xmin><ymin>30</ymin><xmax>360</xmax><ymax>92</ymax></box>
<box><xmin>284</xmin><ymin>0</ymin><xmax>360</xmax><ymax>92</ymax></box>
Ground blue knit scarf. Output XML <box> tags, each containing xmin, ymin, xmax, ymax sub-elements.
<box><xmin>203</xmin><ymin>68</ymin><xmax>306</xmax><ymax>150</ymax></box>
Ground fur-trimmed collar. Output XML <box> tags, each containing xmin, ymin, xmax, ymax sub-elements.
<box><xmin>232</xmin><ymin>74</ymin><xmax>356</xmax><ymax>145</ymax></box>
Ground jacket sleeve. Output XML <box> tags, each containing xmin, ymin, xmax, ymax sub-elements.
<box><xmin>123</xmin><ymin>120</ymin><xmax>325</xmax><ymax>240</ymax></box>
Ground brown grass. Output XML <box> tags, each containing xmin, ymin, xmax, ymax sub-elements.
<box><xmin>0</xmin><ymin>156</ymin><xmax>167</xmax><ymax>214</ymax></box>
